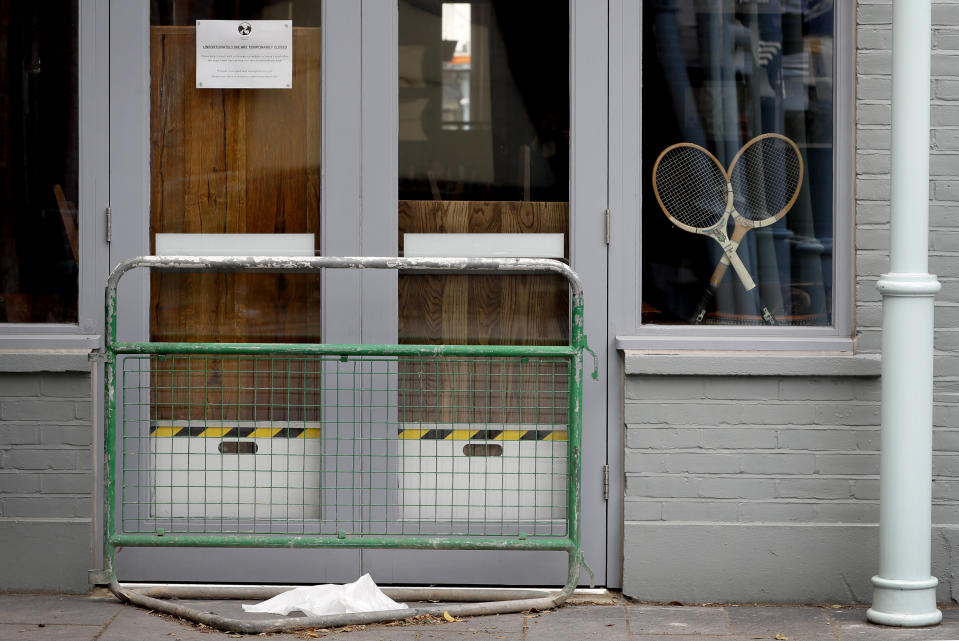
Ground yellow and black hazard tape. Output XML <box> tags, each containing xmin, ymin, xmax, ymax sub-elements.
<box><xmin>150</xmin><ymin>426</ymin><xmax>322</xmax><ymax>438</ymax></box>
<box><xmin>398</xmin><ymin>428</ymin><xmax>567</xmax><ymax>441</ymax></box>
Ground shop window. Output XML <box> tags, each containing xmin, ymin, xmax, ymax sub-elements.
<box><xmin>642</xmin><ymin>1</ymin><xmax>836</xmax><ymax>328</ymax></box>
<box><xmin>0</xmin><ymin>3</ymin><xmax>79</xmax><ymax>323</ymax></box>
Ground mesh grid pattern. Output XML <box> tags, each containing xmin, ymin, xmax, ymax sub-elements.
<box><xmin>653</xmin><ymin>144</ymin><xmax>728</xmax><ymax>229</ymax></box>
<box><xmin>729</xmin><ymin>136</ymin><xmax>803</xmax><ymax>222</ymax></box>
<box><xmin>117</xmin><ymin>353</ymin><xmax>571</xmax><ymax>539</ymax></box>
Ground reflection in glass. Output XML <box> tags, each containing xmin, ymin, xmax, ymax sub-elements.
<box><xmin>0</xmin><ymin>2</ymin><xmax>79</xmax><ymax>323</ymax></box>
<box><xmin>642</xmin><ymin>1</ymin><xmax>834</xmax><ymax>326</ymax></box>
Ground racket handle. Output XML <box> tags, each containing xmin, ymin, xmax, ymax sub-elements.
<box><xmin>724</xmin><ymin>246</ymin><xmax>756</xmax><ymax>291</ymax></box>
<box><xmin>760</xmin><ymin>304</ymin><xmax>777</xmax><ymax>325</ymax></box>
<box><xmin>692</xmin><ymin>287</ymin><xmax>715</xmax><ymax>324</ymax></box>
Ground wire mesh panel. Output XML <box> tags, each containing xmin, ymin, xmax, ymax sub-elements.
<box><xmin>117</xmin><ymin>352</ymin><xmax>571</xmax><ymax>539</ymax></box>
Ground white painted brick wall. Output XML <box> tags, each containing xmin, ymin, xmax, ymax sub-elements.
<box><xmin>625</xmin><ymin>0</ymin><xmax>959</xmax><ymax>531</ymax></box>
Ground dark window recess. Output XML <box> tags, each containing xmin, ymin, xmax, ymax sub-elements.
<box><xmin>0</xmin><ymin>2</ymin><xmax>79</xmax><ymax>323</ymax></box>
<box><xmin>398</xmin><ymin>0</ymin><xmax>569</xmax><ymax>202</ymax></box>
<box><xmin>642</xmin><ymin>2</ymin><xmax>835</xmax><ymax>327</ymax></box>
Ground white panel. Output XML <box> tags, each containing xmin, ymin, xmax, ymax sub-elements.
<box><xmin>403</xmin><ymin>233</ymin><xmax>565</xmax><ymax>258</ymax></box>
<box><xmin>155</xmin><ymin>233</ymin><xmax>315</xmax><ymax>257</ymax></box>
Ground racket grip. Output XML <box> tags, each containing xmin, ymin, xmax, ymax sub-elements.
<box><xmin>691</xmin><ymin>287</ymin><xmax>715</xmax><ymax>324</ymax></box>
<box><xmin>725</xmin><ymin>248</ymin><xmax>756</xmax><ymax>291</ymax></box>
<box><xmin>760</xmin><ymin>304</ymin><xmax>777</xmax><ymax>325</ymax></box>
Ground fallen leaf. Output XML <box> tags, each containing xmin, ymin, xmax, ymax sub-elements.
<box><xmin>775</xmin><ymin>634</ymin><xmax>788</xmax><ymax>640</ymax></box>
<box><xmin>443</xmin><ymin>611</ymin><xmax>463</xmax><ymax>622</ymax></box>
<box><xmin>306</xmin><ymin>633</ymin><xmax>319</xmax><ymax>639</ymax></box>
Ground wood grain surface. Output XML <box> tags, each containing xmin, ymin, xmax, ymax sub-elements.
<box><xmin>149</xmin><ymin>26</ymin><xmax>321</xmax><ymax>420</ymax></box>
<box><xmin>398</xmin><ymin>200</ymin><xmax>570</xmax><ymax>424</ymax></box>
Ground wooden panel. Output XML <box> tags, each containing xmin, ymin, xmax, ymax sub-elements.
<box><xmin>398</xmin><ymin>201</ymin><xmax>569</xmax><ymax>424</ymax></box>
<box><xmin>149</xmin><ymin>26</ymin><xmax>322</xmax><ymax>421</ymax></box>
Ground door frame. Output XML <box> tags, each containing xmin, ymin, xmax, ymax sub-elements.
<box><xmin>108</xmin><ymin>0</ymin><xmax>612</xmax><ymax>586</ymax></box>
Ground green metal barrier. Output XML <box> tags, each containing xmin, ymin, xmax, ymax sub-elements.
<box><xmin>99</xmin><ymin>256</ymin><xmax>590</xmax><ymax>612</ymax></box>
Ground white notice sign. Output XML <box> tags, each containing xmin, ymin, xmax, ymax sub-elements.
<box><xmin>196</xmin><ymin>20</ymin><xmax>292</xmax><ymax>89</ymax></box>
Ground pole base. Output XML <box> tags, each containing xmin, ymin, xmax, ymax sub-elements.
<box><xmin>867</xmin><ymin>575</ymin><xmax>941</xmax><ymax>627</ymax></box>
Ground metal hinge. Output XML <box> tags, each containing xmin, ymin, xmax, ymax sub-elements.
<box><xmin>604</xmin><ymin>208</ymin><xmax>610</xmax><ymax>245</ymax></box>
<box><xmin>602</xmin><ymin>464</ymin><xmax>609</xmax><ymax>500</ymax></box>
<box><xmin>105</xmin><ymin>206</ymin><xmax>112</xmax><ymax>243</ymax></box>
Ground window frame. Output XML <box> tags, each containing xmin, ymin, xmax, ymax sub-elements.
<box><xmin>610</xmin><ymin>0</ymin><xmax>855</xmax><ymax>352</ymax></box>
<box><xmin>0</xmin><ymin>0</ymin><xmax>110</xmax><ymax>350</ymax></box>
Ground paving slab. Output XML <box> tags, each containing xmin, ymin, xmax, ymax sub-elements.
<box><xmin>826</xmin><ymin>606</ymin><xmax>959</xmax><ymax>641</ymax></box>
<box><xmin>0</xmin><ymin>594</ymin><xmax>122</xmax><ymax>625</ymax></box>
<box><xmin>525</xmin><ymin>603</ymin><xmax>628</xmax><ymax>641</ymax></box>
<box><xmin>0</xmin><ymin>623</ymin><xmax>101</xmax><ymax>641</ymax></box>
<box><xmin>725</xmin><ymin>605</ymin><xmax>839</xmax><ymax>641</ymax></box>
<box><xmin>628</xmin><ymin>604</ymin><xmax>733</xmax><ymax>635</ymax></box>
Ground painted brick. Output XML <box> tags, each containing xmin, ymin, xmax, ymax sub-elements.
<box><xmin>814</xmin><ymin>502</ymin><xmax>879</xmax><ymax>524</ymax></box>
<box><xmin>624</xmin><ymin>376</ymin><xmax>704</xmax><ymax>401</ymax></box>
<box><xmin>661</xmin><ymin>453</ymin><xmax>743</xmax><ymax>474</ymax></box>
<box><xmin>936</xmin><ymin>80</ymin><xmax>959</xmax><ymax>100</ymax></box>
<box><xmin>738</xmin><ymin>502</ymin><xmax>817</xmax><ymax>523</ymax></box>
<box><xmin>857</xmin><ymin>4</ymin><xmax>892</xmax><ymax>25</ymax></box>
<box><xmin>934</xmin><ymin>455</ymin><xmax>959</xmax><ymax>477</ymax></box>
<box><xmin>39</xmin><ymin>374</ymin><xmax>90</xmax><ymax>398</ymax></box>
<box><xmin>0</xmin><ymin>424</ymin><xmax>39</xmax><ymax>445</ymax></box>
<box><xmin>855</xmin><ymin>201</ymin><xmax>890</xmax><ymax>224</ymax></box>
<box><xmin>740</xmin><ymin>454</ymin><xmax>816</xmax><ymax>475</ymax></box>
<box><xmin>74</xmin><ymin>401</ymin><xmax>91</xmax><ymax>421</ymax></box>
<box><xmin>934</xmin><ymin>430</ymin><xmax>959</xmax><ymax>451</ymax></box>
<box><xmin>856</xmin><ymin>176</ymin><xmax>891</xmax><ymax>201</ymax></box>
<box><xmin>624</xmin><ymin>499</ymin><xmax>662</xmax><ymax>521</ymax></box>
<box><xmin>0</xmin><ymin>376</ymin><xmax>40</xmax><ymax>397</ymax></box>
<box><xmin>774</xmin><ymin>479</ymin><xmax>852</xmax><ymax>499</ymax></box>
<box><xmin>695</xmin><ymin>477</ymin><xmax>777</xmax><ymax>500</ymax></box>
<box><xmin>856</xmin><ymin>102</ymin><xmax>891</xmax><ymax>125</ymax></box>
<box><xmin>703</xmin><ymin>378</ymin><xmax>780</xmax><ymax>401</ymax></box>
<box><xmin>661</xmin><ymin>501</ymin><xmax>739</xmax><ymax>522</ymax></box>
<box><xmin>933</xmin><ymin>480</ymin><xmax>959</xmax><ymax>501</ymax></box>
<box><xmin>778</xmin><ymin>379</ymin><xmax>855</xmax><ymax>401</ymax></box>
<box><xmin>624</xmin><ymin>475</ymin><xmax>695</xmax><ymax>498</ymax></box>
<box><xmin>933</xmin><ymin>5</ymin><xmax>959</xmax><ymax>25</ymax></box>
<box><xmin>698</xmin><ymin>427</ymin><xmax>778</xmax><ymax>450</ymax></box>
<box><xmin>936</xmin><ymin>403</ymin><xmax>959</xmax><ymax>429</ymax></box>
<box><xmin>815</xmin><ymin>453</ymin><xmax>880</xmax><ymax>475</ymax></box>
<box><xmin>852</xmin><ymin>479</ymin><xmax>880</xmax><ymax>500</ymax></box>
<box><xmin>0</xmin><ymin>400</ymin><xmax>77</xmax><ymax>422</ymax></box>
<box><xmin>777</xmin><ymin>429</ymin><xmax>863</xmax><ymax>451</ymax></box>
<box><xmin>932</xmin><ymin>504</ymin><xmax>959</xmax><ymax>524</ymax></box>
<box><xmin>39</xmin><ymin>425</ymin><xmax>92</xmax><ymax>447</ymax></box>
<box><xmin>856</xmin><ymin>227</ymin><xmax>889</xmax><ymax>250</ymax></box>
<box><xmin>857</xmin><ymin>28</ymin><xmax>892</xmax><ymax>50</ymax></box>
<box><xmin>856</xmin><ymin>52</ymin><xmax>891</xmax><ymax>75</ymax></box>
<box><xmin>937</xmin><ymin>181</ymin><xmax>959</xmax><ymax>200</ymax></box>
<box><xmin>856</xmin><ymin>151</ymin><xmax>889</xmax><ymax>175</ymax></box>
<box><xmin>0</xmin><ymin>473</ymin><xmax>41</xmax><ymax>494</ymax></box>
<box><xmin>930</xmin><ymin>203</ymin><xmax>959</xmax><ymax>227</ymax></box>
<box><xmin>626</xmin><ymin>427</ymin><xmax>703</xmax><ymax>450</ymax></box>
<box><xmin>935</xmin><ymin>129</ymin><xmax>959</xmax><ymax>151</ymax></box>
<box><xmin>933</xmin><ymin>105</ymin><xmax>959</xmax><ymax>127</ymax></box>
<box><xmin>853</xmin><ymin>380</ymin><xmax>882</xmax><ymax>402</ymax></box>
<box><xmin>932</xmin><ymin>52</ymin><xmax>959</xmax><ymax>76</ymax></box>
<box><xmin>814</xmin><ymin>403</ymin><xmax>881</xmax><ymax>427</ymax></box>
<box><xmin>1</xmin><ymin>449</ymin><xmax>76</xmax><ymax>471</ymax></box>
<box><xmin>936</xmin><ymin>31</ymin><xmax>959</xmax><ymax>50</ymax></box>
<box><xmin>0</xmin><ymin>496</ymin><xmax>90</xmax><ymax>519</ymax></box>
<box><xmin>39</xmin><ymin>472</ymin><xmax>93</xmax><ymax>494</ymax></box>
<box><xmin>857</xmin><ymin>128</ymin><xmax>891</xmax><ymax>152</ymax></box>
<box><xmin>738</xmin><ymin>403</ymin><xmax>816</xmax><ymax>425</ymax></box>
<box><xmin>856</xmin><ymin>280</ymin><xmax>882</xmax><ymax>303</ymax></box>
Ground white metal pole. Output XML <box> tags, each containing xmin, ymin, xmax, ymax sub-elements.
<box><xmin>866</xmin><ymin>0</ymin><xmax>941</xmax><ymax>627</ymax></box>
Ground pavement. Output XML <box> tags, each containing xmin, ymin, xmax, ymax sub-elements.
<box><xmin>1</xmin><ymin>591</ymin><xmax>958</xmax><ymax>641</ymax></box>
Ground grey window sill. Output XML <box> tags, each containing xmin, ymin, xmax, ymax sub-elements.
<box><xmin>0</xmin><ymin>349</ymin><xmax>97</xmax><ymax>372</ymax></box>
<box><xmin>622</xmin><ymin>350</ymin><xmax>881</xmax><ymax>377</ymax></box>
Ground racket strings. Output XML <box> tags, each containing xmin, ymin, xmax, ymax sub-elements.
<box><xmin>729</xmin><ymin>138</ymin><xmax>803</xmax><ymax>223</ymax></box>
<box><xmin>653</xmin><ymin>146</ymin><xmax>728</xmax><ymax>230</ymax></box>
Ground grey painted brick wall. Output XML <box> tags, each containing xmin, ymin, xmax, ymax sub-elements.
<box><xmin>623</xmin><ymin>0</ymin><xmax>959</xmax><ymax>604</ymax></box>
<box><xmin>0</xmin><ymin>372</ymin><xmax>94</xmax><ymax>592</ymax></box>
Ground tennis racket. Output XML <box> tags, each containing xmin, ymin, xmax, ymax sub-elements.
<box><xmin>690</xmin><ymin>133</ymin><xmax>804</xmax><ymax>325</ymax></box>
<box><xmin>652</xmin><ymin>143</ymin><xmax>759</xmax><ymax>300</ymax></box>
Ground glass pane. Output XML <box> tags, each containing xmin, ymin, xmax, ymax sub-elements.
<box><xmin>0</xmin><ymin>2</ymin><xmax>79</xmax><ymax>323</ymax></box>
<box><xmin>642</xmin><ymin>2</ymin><xmax>834</xmax><ymax>326</ymax></box>
<box><xmin>397</xmin><ymin>1</ymin><xmax>570</xmax><ymax>426</ymax></box>
<box><xmin>149</xmin><ymin>1</ymin><xmax>321</xmax><ymax>344</ymax></box>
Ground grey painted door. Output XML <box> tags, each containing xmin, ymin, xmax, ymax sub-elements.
<box><xmin>109</xmin><ymin>0</ymin><xmax>607</xmax><ymax>587</ymax></box>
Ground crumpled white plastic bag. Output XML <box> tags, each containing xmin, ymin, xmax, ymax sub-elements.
<box><xmin>241</xmin><ymin>574</ymin><xmax>408</xmax><ymax>617</ymax></box>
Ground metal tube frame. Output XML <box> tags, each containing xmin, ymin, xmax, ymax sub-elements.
<box><xmin>98</xmin><ymin>256</ymin><xmax>589</xmax><ymax>633</ymax></box>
